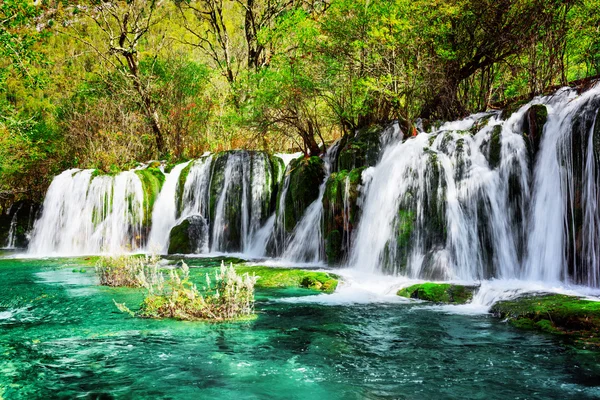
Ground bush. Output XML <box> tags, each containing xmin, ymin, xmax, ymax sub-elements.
<box><xmin>96</xmin><ymin>254</ymin><xmax>160</xmax><ymax>287</ymax></box>
<box><xmin>116</xmin><ymin>260</ymin><xmax>258</xmax><ymax>321</ymax></box>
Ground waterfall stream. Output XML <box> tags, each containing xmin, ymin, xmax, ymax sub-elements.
<box><xmin>147</xmin><ymin>162</ymin><xmax>191</xmax><ymax>253</ymax></box>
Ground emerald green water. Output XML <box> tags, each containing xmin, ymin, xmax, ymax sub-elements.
<box><xmin>1</xmin><ymin>258</ymin><xmax>600</xmax><ymax>399</ymax></box>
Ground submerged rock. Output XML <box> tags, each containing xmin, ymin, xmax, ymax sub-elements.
<box><xmin>397</xmin><ymin>283</ymin><xmax>477</xmax><ymax>304</ymax></box>
<box><xmin>490</xmin><ymin>294</ymin><xmax>600</xmax><ymax>348</ymax></box>
<box><xmin>234</xmin><ymin>265</ymin><xmax>339</xmax><ymax>293</ymax></box>
<box><xmin>167</xmin><ymin>215</ymin><xmax>209</xmax><ymax>254</ymax></box>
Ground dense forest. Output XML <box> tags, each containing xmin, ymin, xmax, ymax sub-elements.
<box><xmin>1</xmin><ymin>0</ymin><xmax>599</xmax><ymax>204</ymax></box>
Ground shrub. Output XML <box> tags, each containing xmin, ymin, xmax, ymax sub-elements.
<box><xmin>117</xmin><ymin>260</ymin><xmax>258</xmax><ymax>321</ymax></box>
<box><xmin>95</xmin><ymin>254</ymin><xmax>160</xmax><ymax>287</ymax></box>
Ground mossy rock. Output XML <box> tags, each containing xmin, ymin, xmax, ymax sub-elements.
<box><xmin>488</xmin><ymin>125</ymin><xmax>502</xmax><ymax>169</ymax></box>
<box><xmin>490</xmin><ymin>294</ymin><xmax>600</xmax><ymax>347</ymax></box>
<box><xmin>167</xmin><ymin>215</ymin><xmax>208</xmax><ymax>254</ymax></box>
<box><xmin>397</xmin><ymin>283</ymin><xmax>477</xmax><ymax>304</ymax></box>
<box><xmin>175</xmin><ymin>161</ymin><xmax>194</xmax><ymax>217</ymax></box>
<box><xmin>322</xmin><ymin>167</ymin><xmax>365</xmax><ymax>264</ymax></box>
<box><xmin>522</xmin><ymin>104</ymin><xmax>548</xmax><ymax>158</ymax></box>
<box><xmin>337</xmin><ymin>125</ymin><xmax>382</xmax><ymax>171</ymax></box>
<box><xmin>235</xmin><ymin>266</ymin><xmax>339</xmax><ymax>293</ymax></box>
<box><xmin>281</xmin><ymin>156</ymin><xmax>325</xmax><ymax>233</ymax></box>
<box><xmin>135</xmin><ymin>167</ymin><xmax>165</xmax><ymax>227</ymax></box>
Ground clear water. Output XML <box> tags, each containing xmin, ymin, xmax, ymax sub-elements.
<box><xmin>1</xmin><ymin>257</ymin><xmax>600</xmax><ymax>399</ymax></box>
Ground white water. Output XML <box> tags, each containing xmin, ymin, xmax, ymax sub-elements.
<box><xmin>20</xmin><ymin>86</ymin><xmax>600</xmax><ymax>293</ymax></box>
<box><xmin>147</xmin><ymin>162</ymin><xmax>191</xmax><ymax>253</ymax></box>
<box><xmin>525</xmin><ymin>87</ymin><xmax>600</xmax><ymax>284</ymax></box>
<box><xmin>28</xmin><ymin>169</ymin><xmax>145</xmax><ymax>255</ymax></box>
<box><xmin>4</xmin><ymin>204</ymin><xmax>21</xmax><ymax>249</ymax></box>
<box><xmin>281</xmin><ymin>144</ymin><xmax>339</xmax><ymax>262</ymax></box>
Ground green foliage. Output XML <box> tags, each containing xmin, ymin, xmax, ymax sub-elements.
<box><xmin>397</xmin><ymin>283</ymin><xmax>476</xmax><ymax>304</ymax></box>
<box><xmin>3</xmin><ymin>0</ymin><xmax>600</xmax><ymax>201</ymax></box>
<box><xmin>135</xmin><ymin>261</ymin><xmax>258</xmax><ymax>321</ymax></box>
<box><xmin>95</xmin><ymin>254</ymin><xmax>160</xmax><ymax>287</ymax></box>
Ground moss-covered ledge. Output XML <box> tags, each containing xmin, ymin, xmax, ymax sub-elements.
<box><xmin>490</xmin><ymin>294</ymin><xmax>600</xmax><ymax>347</ymax></box>
<box><xmin>235</xmin><ymin>266</ymin><xmax>339</xmax><ymax>293</ymax></box>
<box><xmin>397</xmin><ymin>283</ymin><xmax>477</xmax><ymax>304</ymax></box>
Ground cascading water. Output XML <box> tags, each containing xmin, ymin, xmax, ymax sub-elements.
<box><xmin>4</xmin><ymin>204</ymin><xmax>21</xmax><ymax>249</ymax></box>
<box><xmin>350</xmin><ymin>111</ymin><xmax>531</xmax><ymax>280</ymax></box>
<box><xmin>281</xmin><ymin>144</ymin><xmax>339</xmax><ymax>263</ymax></box>
<box><xmin>525</xmin><ymin>87</ymin><xmax>600</xmax><ymax>286</ymax></box>
<box><xmin>28</xmin><ymin>169</ymin><xmax>145</xmax><ymax>255</ymax></box>
<box><xmin>21</xmin><ymin>85</ymin><xmax>600</xmax><ymax>289</ymax></box>
<box><xmin>147</xmin><ymin>162</ymin><xmax>191</xmax><ymax>253</ymax></box>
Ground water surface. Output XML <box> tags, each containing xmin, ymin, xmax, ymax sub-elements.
<box><xmin>1</xmin><ymin>258</ymin><xmax>599</xmax><ymax>399</ymax></box>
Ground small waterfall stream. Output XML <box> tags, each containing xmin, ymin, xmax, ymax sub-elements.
<box><xmin>147</xmin><ymin>162</ymin><xmax>191</xmax><ymax>253</ymax></box>
<box><xmin>4</xmin><ymin>204</ymin><xmax>21</xmax><ymax>249</ymax></box>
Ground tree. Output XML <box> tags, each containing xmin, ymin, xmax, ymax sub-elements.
<box><xmin>74</xmin><ymin>0</ymin><xmax>167</xmax><ymax>154</ymax></box>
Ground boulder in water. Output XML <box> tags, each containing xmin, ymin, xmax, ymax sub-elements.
<box><xmin>522</xmin><ymin>104</ymin><xmax>548</xmax><ymax>159</ymax></box>
<box><xmin>491</xmin><ymin>294</ymin><xmax>600</xmax><ymax>348</ymax></box>
<box><xmin>167</xmin><ymin>215</ymin><xmax>208</xmax><ymax>254</ymax></box>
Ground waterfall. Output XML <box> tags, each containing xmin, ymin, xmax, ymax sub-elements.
<box><xmin>4</xmin><ymin>204</ymin><xmax>21</xmax><ymax>249</ymax></box>
<box><xmin>582</xmin><ymin>110</ymin><xmax>600</xmax><ymax>287</ymax></box>
<box><xmin>281</xmin><ymin>144</ymin><xmax>339</xmax><ymax>263</ymax></box>
<box><xmin>524</xmin><ymin>87</ymin><xmax>600</xmax><ymax>285</ymax></box>
<box><xmin>349</xmin><ymin>112</ymin><xmax>530</xmax><ymax>280</ymax></box>
<box><xmin>28</xmin><ymin>169</ymin><xmax>145</xmax><ymax>255</ymax></box>
<box><xmin>147</xmin><ymin>162</ymin><xmax>191</xmax><ymax>253</ymax></box>
<box><xmin>342</xmin><ymin>175</ymin><xmax>352</xmax><ymax>256</ymax></box>
<box><xmin>24</xmin><ymin>86</ymin><xmax>600</xmax><ymax>287</ymax></box>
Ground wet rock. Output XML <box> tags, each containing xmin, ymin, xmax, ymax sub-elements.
<box><xmin>280</xmin><ymin>156</ymin><xmax>325</xmax><ymax>233</ymax></box>
<box><xmin>167</xmin><ymin>215</ymin><xmax>208</xmax><ymax>254</ymax></box>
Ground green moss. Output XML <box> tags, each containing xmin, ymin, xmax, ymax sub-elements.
<box><xmin>396</xmin><ymin>209</ymin><xmax>415</xmax><ymax>249</ymax></box>
<box><xmin>397</xmin><ymin>283</ymin><xmax>476</xmax><ymax>304</ymax></box>
<box><xmin>167</xmin><ymin>219</ymin><xmax>192</xmax><ymax>254</ymax></box>
<box><xmin>135</xmin><ymin>167</ymin><xmax>165</xmax><ymax>227</ymax></box>
<box><xmin>488</xmin><ymin>125</ymin><xmax>502</xmax><ymax>169</ymax></box>
<box><xmin>283</xmin><ymin>156</ymin><xmax>325</xmax><ymax>233</ymax></box>
<box><xmin>337</xmin><ymin>125</ymin><xmax>382</xmax><ymax>170</ymax></box>
<box><xmin>490</xmin><ymin>294</ymin><xmax>600</xmax><ymax>347</ymax></box>
<box><xmin>176</xmin><ymin>161</ymin><xmax>193</xmax><ymax>216</ymax></box>
<box><xmin>234</xmin><ymin>266</ymin><xmax>339</xmax><ymax>293</ymax></box>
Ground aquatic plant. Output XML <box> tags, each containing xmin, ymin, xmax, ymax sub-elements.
<box><xmin>95</xmin><ymin>254</ymin><xmax>160</xmax><ymax>287</ymax></box>
<box><xmin>118</xmin><ymin>260</ymin><xmax>258</xmax><ymax>321</ymax></box>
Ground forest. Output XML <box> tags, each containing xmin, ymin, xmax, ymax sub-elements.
<box><xmin>1</xmin><ymin>0</ymin><xmax>599</xmax><ymax>204</ymax></box>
